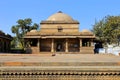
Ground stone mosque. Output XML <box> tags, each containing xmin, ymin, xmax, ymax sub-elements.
<box><xmin>0</xmin><ymin>11</ymin><xmax>120</xmax><ymax>80</ymax></box>
<box><xmin>24</xmin><ymin>11</ymin><xmax>95</xmax><ymax>54</ymax></box>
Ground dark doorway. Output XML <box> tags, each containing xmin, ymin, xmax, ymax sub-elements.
<box><xmin>56</xmin><ymin>42</ymin><xmax>63</xmax><ymax>52</ymax></box>
<box><xmin>55</xmin><ymin>39</ymin><xmax>65</xmax><ymax>52</ymax></box>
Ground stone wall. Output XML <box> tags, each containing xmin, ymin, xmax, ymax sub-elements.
<box><xmin>80</xmin><ymin>47</ymin><xmax>94</xmax><ymax>54</ymax></box>
<box><xmin>40</xmin><ymin>24</ymin><xmax>79</xmax><ymax>33</ymax></box>
<box><xmin>31</xmin><ymin>47</ymin><xmax>39</xmax><ymax>54</ymax></box>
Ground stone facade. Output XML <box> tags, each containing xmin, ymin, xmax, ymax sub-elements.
<box><xmin>0</xmin><ymin>31</ymin><xmax>12</xmax><ymax>53</ymax></box>
<box><xmin>24</xmin><ymin>11</ymin><xmax>95</xmax><ymax>54</ymax></box>
<box><xmin>40</xmin><ymin>22</ymin><xmax>79</xmax><ymax>33</ymax></box>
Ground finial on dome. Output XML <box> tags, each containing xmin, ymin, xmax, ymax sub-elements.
<box><xmin>58</xmin><ymin>11</ymin><xmax>62</xmax><ymax>13</ymax></box>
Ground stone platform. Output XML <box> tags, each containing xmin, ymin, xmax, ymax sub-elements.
<box><xmin>0</xmin><ymin>53</ymin><xmax>120</xmax><ymax>80</ymax></box>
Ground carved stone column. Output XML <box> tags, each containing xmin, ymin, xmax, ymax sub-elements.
<box><xmin>79</xmin><ymin>39</ymin><xmax>82</xmax><ymax>47</ymax></box>
<box><xmin>79</xmin><ymin>39</ymin><xmax>82</xmax><ymax>52</ymax></box>
<box><xmin>65</xmin><ymin>39</ymin><xmax>68</xmax><ymax>52</ymax></box>
<box><xmin>38</xmin><ymin>38</ymin><xmax>40</xmax><ymax>52</ymax></box>
<box><xmin>51</xmin><ymin>39</ymin><xmax>54</xmax><ymax>52</ymax></box>
<box><xmin>87</xmin><ymin>41</ymin><xmax>89</xmax><ymax>47</ymax></box>
<box><xmin>91</xmin><ymin>39</ymin><xmax>93</xmax><ymax>47</ymax></box>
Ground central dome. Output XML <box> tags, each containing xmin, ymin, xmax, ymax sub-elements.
<box><xmin>47</xmin><ymin>11</ymin><xmax>74</xmax><ymax>21</ymax></box>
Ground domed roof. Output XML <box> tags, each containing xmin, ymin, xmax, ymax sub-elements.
<box><xmin>47</xmin><ymin>11</ymin><xmax>74</xmax><ymax>21</ymax></box>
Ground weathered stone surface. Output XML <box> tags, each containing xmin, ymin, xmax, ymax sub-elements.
<box><xmin>0</xmin><ymin>54</ymin><xmax>120</xmax><ymax>79</ymax></box>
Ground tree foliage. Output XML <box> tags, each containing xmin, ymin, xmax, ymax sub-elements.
<box><xmin>11</xmin><ymin>18</ymin><xmax>39</xmax><ymax>49</ymax></box>
<box><xmin>92</xmin><ymin>16</ymin><xmax>120</xmax><ymax>45</ymax></box>
<box><xmin>92</xmin><ymin>19</ymin><xmax>105</xmax><ymax>41</ymax></box>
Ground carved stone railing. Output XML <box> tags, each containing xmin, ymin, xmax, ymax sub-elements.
<box><xmin>0</xmin><ymin>70</ymin><xmax>120</xmax><ymax>80</ymax></box>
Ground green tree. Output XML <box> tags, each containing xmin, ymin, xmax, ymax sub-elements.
<box><xmin>103</xmin><ymin>16</ymin><xmax>120</xmax><ymax>44</ymax></box>
<box><xmin>11</xmin><ymin>18</ymin><xmax>39</xmax><ymax>49</ymax></box>
<box><xmin>92</xmin><ymin>16</ymin><xmax>120</xmax><ymax>45</ymax></box>
<box><xmin>92</xmin><ymin>19</ymin><xmax>105</xmax><ymax>41</ymax></box>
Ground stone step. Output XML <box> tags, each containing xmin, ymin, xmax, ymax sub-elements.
<box><xmin>0</xmin><ymin>62</ymin><xmax>120</xmax><ymax>66</ymax></box>
<box><xmin>1</xmin><ymin>66</ymin><xmax>120</xmax><ymax>71</ymax></box>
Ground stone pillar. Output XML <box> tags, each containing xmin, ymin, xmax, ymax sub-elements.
<box><xmin>87</xmin><ymin>41</ymin><xmax>89</xmax><ymax>47</ymax></box>
<box><xmin>79</xmin><ymin>39</ymin><xmax>82</xmax><ymax>52</ymax></box>
<box><xmin>79</xmin><ymin>39</ymin><xmax>82</xmax><ymax>47</ymax></box>
<box><xmin>37</xmin><ymin>38</ymin><xmax>40</xmax><ymax>52</ymax></box>
<box><xmin>91</xmin><ymin>39</ymin><xmax>93</xmax><ymax>47</ymax></box>
<box><xmin>51</xmin><ymin>39</ymin><xmax>54</xmax><ymax>52</ymax></box>
<box><xmin>65</xmin><ymin>39</ymin><xmax>68</xmax><ymax>52</ymax></box>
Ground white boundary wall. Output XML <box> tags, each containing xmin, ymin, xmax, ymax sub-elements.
<box><xmin>99</xmin><ymin>45</ymin><xmax>120</xmax><ymax>56</ymax></box>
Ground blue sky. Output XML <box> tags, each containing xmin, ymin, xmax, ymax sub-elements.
<box><xmin>0</xmin><ymin>0</ymin><xmax>120</xmax><ymax>36</ymax></box>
